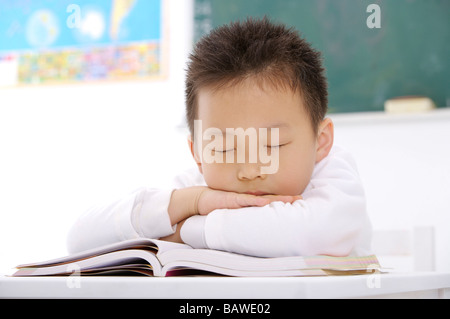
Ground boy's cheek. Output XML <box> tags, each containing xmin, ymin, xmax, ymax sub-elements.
<box><xmin>200</xmin><ymin>164</ymin><xmax>229</xmax><ymax>188</ymax></box>
<box><xmin>290</xmin><ymin>173</ymin><xmax>313</xmax><ymax>195</ymax></box>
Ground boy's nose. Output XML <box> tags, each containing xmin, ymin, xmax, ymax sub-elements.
<box><xmin>237</xmin><ymin>163</ymin><xmax>266</xmax><ymax>181</ymax></box>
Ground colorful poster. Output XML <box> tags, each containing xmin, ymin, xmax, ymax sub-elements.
<box><xmin>0</xmin><ymin>0</ymin><xmax>166</xmax><ymax>86</ymax></box>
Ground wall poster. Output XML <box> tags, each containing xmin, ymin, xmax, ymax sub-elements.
<box><xmin>0</xmin><ymin>0</ymin><xmax>167</xmax><ymax>86</ymax></box>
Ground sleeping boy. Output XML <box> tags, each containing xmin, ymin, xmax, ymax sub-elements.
<box><xmin>67</xmin><ymin>18</ymin><xmax>372</xmax><ymax>257</ymax></box>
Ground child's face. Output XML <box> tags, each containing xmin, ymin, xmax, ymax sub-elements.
<box><xmin>189</xmin><ymin>78</ymin><xmax>333</xmax><ymax>196</ymax></box>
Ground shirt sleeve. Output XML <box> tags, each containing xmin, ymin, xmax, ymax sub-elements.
<box><xmin>66</xmin><ymin>188</ymin><xmax>175</xmax><ymax>254</ymax></box>
<box><xmin>66</xmin><ymin>167</ymin><xmax>206</xmax><ymax>254</ymax></box>
<box><xmin>181</xmin><ymin>146</ymin><xmax>372</xmax><ymax>257</ymax></box>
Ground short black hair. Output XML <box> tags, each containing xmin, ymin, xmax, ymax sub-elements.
<box><xmin>185</xmin><ymin>17</ymin><xmax>328</xmax><ymax>136</ymax></box>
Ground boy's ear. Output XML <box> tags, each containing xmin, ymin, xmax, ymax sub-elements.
<box><xmin>187</xmin><ymin>135</ymin><xmax>203</xmax><ymax>174</ymax></box>
<box><xmin>315</xmin><ymin>118</ymin><xmax>334</xmax><ymax>163</ymax></box>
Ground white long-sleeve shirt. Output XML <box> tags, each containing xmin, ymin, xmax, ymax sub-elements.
<box><xmin>67</xmin><ymin>146</ymin><xmax>372</xmax><ymax>257</ymax></box>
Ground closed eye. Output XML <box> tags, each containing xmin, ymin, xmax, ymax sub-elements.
<box><xmin>215</xmin><ymin>148</ymin><xmax>235</xmax><ymax>153</ymax></box>
<box><xmin>265</xmin><ymin>143</ymin><xmax>289</xmax><ymax>149</ymax></box>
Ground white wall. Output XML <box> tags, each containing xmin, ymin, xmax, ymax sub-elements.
<box><xmin>1</xmin><ymin>0</ymin><xmax>448</xmax><ymax>274</ymax></box>
<box><xmin>331</xmin><ymin>110</ymin><xmax>450</xmax><ymax>272</ymax></box>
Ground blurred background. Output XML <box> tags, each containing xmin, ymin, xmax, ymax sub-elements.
<box><xmin>0</xmin><ymin>0</ymin><xmax>449</xmax><ymax>274</ymax></box>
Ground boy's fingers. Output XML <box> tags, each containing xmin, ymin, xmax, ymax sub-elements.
<box><xmin>236</xmin><ymin>194</ymin><xmax>302</xmax><ymax>207</ymax></box>
<box><xmin>219</xmin><ymin>191</ymin><xmax>303</xmax><ymax>210</ymax></box>
<box><xmin>234</xmin><ymin>194</ymin><xmax>270</xmax><ymax>207</ymax></box>
<box><xmin>261</xmin><ymin>194</ymin><xmax>302</xmax><ymax>203</ymax></box>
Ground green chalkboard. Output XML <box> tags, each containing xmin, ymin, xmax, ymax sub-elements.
<box><xmin>194</xmin><ymin>0</ymin><xmax>450</xmax><ymax>113</ymax></box>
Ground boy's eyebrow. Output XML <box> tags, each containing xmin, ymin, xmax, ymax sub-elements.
<box><xmin>219</xmin><ymin>123</ymin><xmax>291</xmax><ymax>135</ymax></box>
<box><xmin>265</xmin><ymin>122</ymin><xmax>290</xmax><ymax>129</ymax></box>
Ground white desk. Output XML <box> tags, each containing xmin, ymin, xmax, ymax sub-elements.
<box><xmin>1</xmin><ymin>272</ymin><xmax>449</xmax><ymax>299</ymax></box>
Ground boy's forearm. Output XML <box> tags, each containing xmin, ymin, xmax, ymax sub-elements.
<box><xmin>167</xmin><ymin>186</ymin><xmax>205</xmax><ymax>226</ymax></box>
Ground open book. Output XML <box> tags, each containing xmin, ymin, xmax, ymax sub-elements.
<box><xmin>13</xmin><ymin>238</ymin><xmax>381</xmax><ymax>277</ymax></box>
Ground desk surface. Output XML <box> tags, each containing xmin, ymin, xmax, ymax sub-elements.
<box><xmin>1</xmin><ymin>272</ymin><xmax>449</xmax><ymax>299</ymax></box>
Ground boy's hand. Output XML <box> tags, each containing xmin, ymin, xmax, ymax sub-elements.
<box><xmin>168</xmin><ymin>186</ymin><xmax>301</xmax><ymax>227</ymax></box>
<box><xmin>162</xmin><ymin>187</ymin><xmax>301</xmax><ymax>244</ymax></box>
<box><xmin>197</xmin><ymin>187</ymin><xmax>301</xmax><ymax>215</ymax></box>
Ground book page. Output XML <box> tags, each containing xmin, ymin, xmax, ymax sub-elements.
<box><xmin>15</xmin><ymin>238</ymin><xmax>182</xmax><ymax>268</ymax></box>
<box><xmin>14</xmin><ymin>249</ymin><xmax>162</xmax><ymax>276</ymax></box>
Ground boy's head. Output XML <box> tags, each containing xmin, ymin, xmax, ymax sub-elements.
<box><xmin>185</xmin><ymin>17</ymin><xmax>333</xmax><ymax>196</ymax></box>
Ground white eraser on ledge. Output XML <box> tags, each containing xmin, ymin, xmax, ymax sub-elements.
<box><xmin>384</xmin><ymin>96</ymin><xmax>436</xmax><ymax>113</ymax></box>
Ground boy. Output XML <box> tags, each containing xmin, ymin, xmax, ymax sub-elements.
<box><xmin>67</xmin><ymin>18</ymin><xmax>372</xmax><ymax>257</ymax></box>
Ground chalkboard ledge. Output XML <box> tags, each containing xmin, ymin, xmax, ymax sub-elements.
<box><xmin>329</xmin><ymin>107</ymin><xmax>450</xmax><ymax>126</ymax></box>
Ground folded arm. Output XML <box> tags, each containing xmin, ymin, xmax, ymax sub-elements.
<box><xmin>66</xmin><ymin>182</ymin><xmax>299</xmax><ymax>253</ymax></box>
<box><xmin>67</xmin><ymin>148</ymin><xmax>371</xmax><ymax>257</ymax></box>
